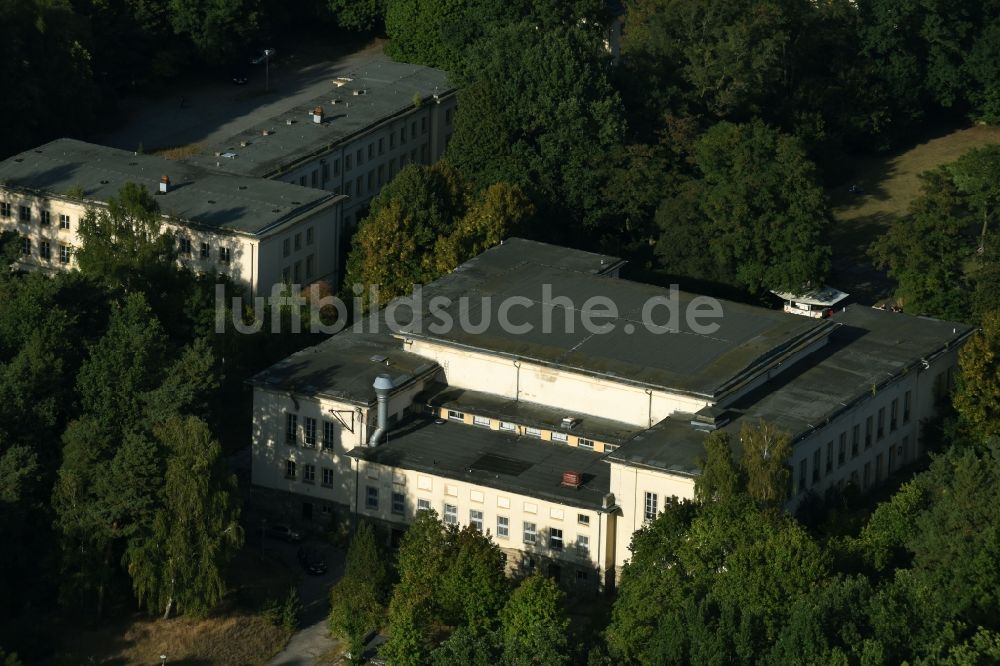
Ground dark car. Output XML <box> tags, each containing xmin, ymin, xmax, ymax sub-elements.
<box><xmin>297</xmin><ymin>546</ymin><xmax>328</xmax><ymax>575</ymax></box>
<box><xmin>262</xmin><ymin>523</ymin><xmax>301</xmax><ymax>542</ymax></box>
<box><xmin>231</xmin><ymin>72</ymin><xmax>248</xmax><ymax>85</ymax></box>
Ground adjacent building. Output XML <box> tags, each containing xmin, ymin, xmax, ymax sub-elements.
<box><xmin>0</xmin><ymin>138</ymin><xmax>345</xmax><ymax>296</ymax></box>
<box><xmin>249</xmin><ymin>238</ymin><xmax>972</xmax><ymax>590</ymax></box>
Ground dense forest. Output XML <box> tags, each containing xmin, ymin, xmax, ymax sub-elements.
<box><xmin>2</xmin><ymin>0</ymin><xmax>1000</xmax><ymax>663</ymax></box>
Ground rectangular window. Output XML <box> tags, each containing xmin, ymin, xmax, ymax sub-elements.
<box><xmin>39</xmin><ymin>210</ymin><xmax>50</xmax><ymax>226</ymax></box>
<box><xmin>838</xmin><ymin>435</ymin><xmax>846</xmax><ymax>466</ymax></box>
<box><xmin>356</xmin><ymin>149</ymin><xmax>363</xmax><ymax>165</ymax></box>
<box><xmin>322</xmin><ymin>163</ymin><xmax>330</xmax><ymax>182</ymax></box>
<box><xmin>576</xmin><ymin>535</ymin><xmax>589</xmax><ymax>556</ymax></box>
<box><xmin>401</xmin><ymin>125</ymin><xmax>407</xmax><ymax>143</ymax></box>
<box><xmin>20</xmin><ymin>238</ymin><xmax>29</xmax><ymax>256</ymax></box>
<box><xmin>40</xmin><ymin>241</ymin><xmax>51</xmax><ymax>260</ymax></box>
<box><xmin>368</xmin><ymin>144</ymin><xmax>374</xmax><ymax>159</ymax></box>
<box><xmin>904</xmin><ymin>391</ymin><xmax>912</xmax><ymax>422</ymax></box>
<box><xmin>282</xmin><ymin>267</ymin><xmax>290</xmax><ymax>284</ymax></box>
<box><xmin>299</xmin><ymin>175</ymin><xmax>307</xmax><ymax>187</ymax></box>
<box><xmin>294</xmin><ymin>233</ymin><xmax>301</xmax><ymax>251</ymax></box>
<box><xmin>306</xmin><ymin>254</ymin><xmax>314</xmax><ymax>279</ymax></box>
<box><xmin>551</xmin><ymin>432</ymin><xmax>568</xmax><ymax>442</ymax></box>
<box><xmin>285</xmin><ymin>460</ymin><xmax>296</xmax><ymax>479</ymax></box>
<box><xmin>392</xmin><ymin>492</ymin><xmax>405</xmax><ymax>515</ymax></box>
<box><xmin>0</xmin><ymin>202</ymin><xmax>9</xmax><ymax>217</ymax></box>
<box><xmin>890</xmin><ymin>399</ymin><xmax>898</xmax><ymax>432</ymax></box>
<box><xmin>605</xmin><ymin>444</ymin><xmax>619</xmax><ymax>453</ymax></box>
<box><xmin>421</xmin><ymin>117</ymin><xmax>427</xmax><ymax>134</ymax></box>
<box><xmin>346</xmin><ymin>154</ymin><xmax>352</xmax><ymax>170</ymax></box>
<box><xmin>303</xmin><ymin>464</ymin><xmax>315</xmax><ymax>483</ymax></box>
<box><xmin>497</xmin><ymin>515</ymin><xmax>509</xmax><ymax>538</ymax></box>
<box><xmin>389</xmin><ymin>132</ymin><xmax>395</xmax><ymax>150</ymax></box>
<box><xmin>826</xmin><ymin>440</ymin><xmax>833</xmax><ymax>474</ymax></box>
<box><xmin>378</xmin><ymin>137</ymin><xmax>384</xmax><ymax>155</ymax></box>
<box><xmin>550</xmin><ymin>528</ymin><xmax>563</xmax><ymax>551</ymax></box>
<box><xmin>499</xmin><ymin>421</ymin><xmax>516</xmax><ymax>431</ymax></box>
<box><xmin>799</xmin><ymin>459</ymin><xmax>807</xmax><ymax>493</ymax></box>
<box><xmin>852</xmin><ymin>425</ymin><xmax>860</xmax><ymax>457</ymax></box>
<box><xmin>366</xmin><ymin>486</ymin><xmax>379</xmax><ymax>510</ymax></box>
<box><xmin>473</xmin><ymin>415</ymin><xmax>490</xmax><ymax>427</ymax></box>
<box><xmin>345</xmin><ymin>181</ymin><xmax>353</xmax><ymax>196</ymax></box>
<box><xmin>310</xmin><ymin>170</ymin><xmax>318</xmax><ymax>188</ymax></box>
<box><xmin>865</xmin><ymin>416</ymin><xmax>873</xmax><ymax>449</ymax></box>
<box><xmin>303</xmin><ymin>417</ymin><xmax>316</xmax><ymax>448</ymax></box>
<box><xmin>578</xmin><ymin>514</ymin><xmax>590</xmax><ymax>526</ymax></box>
<box><xmin>322</xmin><ymin>467</ymin><xmax>334</xmax><ymax>487</ymax></box>
<box><xmin>812</xmin><ymin>449</ymin><xmax>821</xmax><ymax>482</ymax></box>
<box><xmin>469</xmin><ymin>509</ymin><xmax>483</xmax><ymax>531</ymax></box>
<box><xmin>377</xmin><ymin>165</ymin><xmax>385</xmax><ymax>187</ymax></box>
<box><xmin>417</xmin><ymin>498</ymin><xmax>431</xmax><ymax>512</ymax></box>
<box><xmin>286</xmin><ymin>414</ymin><xmax>298</xmax><ymax>445</ymax></box>
<box><xmin>293</xmin><ymin>261</ymin><xmax>301</xmax><ymax>283</ymax></box>
<box><xmin>19</xmin><ymin>205</ymin><xmax>30</xmax><ymax>222</ymax></box>
<box><xmin>444</xmin><ymin>503</ymin><xmax>458</xmax><ymax>525</ymax></box>
<box><xmin>367</xmin><ymin>171</ymin><xmax>374</xmax><ymax>191</ymax></box>
<box><xmin>644</xmin><ymin>492</ymin><xmax>658</xmax><ymax>522</ymax></box>
<box><xmin>59</xmin><ymin>244</ymin><xmax>70</xmax><ymax>264</ymax></box>
<box><xmin>179</xmin><ymin>237</ymin><xmax>192</xmax><ymax>255</ymax></box>
<box><xmin>306</xmin><ymin>227</ymin><xmax>314</xmax><ymax>245</ymax></box>
<box><xmin>524</xmin><ymin>426</ymin><xmax>542</xmax><ymax>438</ymax></box>
<box><xmin>59</xmin><ymin>213</ymin><xmax>70</xmax><ymax>230</ymax></box>
<box><xmin>200</xmin><ymin>242</ymin><xmax>210</xmax><ymax>258</ymax></box>
<box><xmin>323</xmin><ymin>421</ymin><xmax>334</xmax><ymax>450</ymax></box>
<box><xmin>523</xmin><ymin>521</ymin><xmax>536</xmax><ymax>544</ymax></box>
<box><xmin>863</xmin><ymin>462</ymin><xmax>871</xmax><ymax>489</ymax></box>
<box><xmin>219</xmin><ymin>247</ymin><xmax>231</xmax><ymax>264</ymax></box>
<box><xmin>447</xmin><ymin>410</ymin><xmax>465</xmax><ymax>422</ymax></box>
<box><xmin>877</xmin><ymin>408</ymin><xmax>885</xmax><ymax>440</ymax></box>
<box><xmin>577</xmin><ymin>438</ymin><xmax>595</xmax><ymax>450</ymax></box>
<box><xmin>356</xmin><ymin>176</ymin><xmax>363</xmax><ymax>194</ymax></box>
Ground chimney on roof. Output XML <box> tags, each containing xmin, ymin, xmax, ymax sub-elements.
<box><xmin>368</xmin><ymin>374</ymin><xmax>394</xmax><ymax>446</ymax></box>
<box><xmin>159</xmin><ymin>175</ymin><xmax>170</xmax><ymax>194</ymax></box>
<box><xmin>561</xmin><ymin>470</ymin><xmax>582</xmax><ymax>489</ymax></box>
<box><xmin>312</xmin><ymin>106</ymin><xmax>324</xmax><ymax>124</ymax></box>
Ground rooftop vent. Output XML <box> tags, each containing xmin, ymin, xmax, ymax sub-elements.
<box><xmin>561</xmin><ymin>470</ymin><xmax>582</xmax><ymax>489</ymax></box>
<box><xmin>239</xmin><ymin>140</ymin><xmax>248</xmax><ymax>147</ymax></box>
<box><xmin>352</xmin><ymin>89</ymin><xmax>367</xmax><ymax>96</ymax></box>
<box><xmin>159</xmin><ymin>175</ymin><xmax>170</xmax><ymax>193</ymax></box>
<box><xmin>602</xmin><ymin>493</ymin><xmax>616</xmax><ymax>510</ymax></box>
<box><xmin>333</xmin><ymin>77</ymin><xmax>353</xmax><ymax>87</ymax></box>
<box><xmin>311</xmin><ymin>106</ymin><xmax>324</xmax><ymax>124</ymax></box>
<box><xmin>286</xmin><ymin>119</ymin><xmax>294</xmax><ymax>126</ymax></box>
<box><xmin>561</xmin><ymin>417</ymin><xmax>580</xmax><ymax>430</ymax></box>
<box><xmin>690</xmin><ymin>405</ymin><xmax>731</xmax><ymax>432</ymax></box>
<box><xmin>369</xmin><ymin>354</ymin><xmax>388</xmax><ymax>363</ymax></box>
<box><xmin>262</xmin><ymin>129</ymin><xmax>271</xmax><ymax>137</ymax></box>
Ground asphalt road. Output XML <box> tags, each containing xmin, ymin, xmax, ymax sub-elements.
<box><xmin>95</xmin><ymin>38</ymin><xmax>387</xmax><ymax>154</ymax></box>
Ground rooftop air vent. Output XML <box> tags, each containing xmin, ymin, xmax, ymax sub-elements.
<box><xmin>561</xmin><ymin>470</ymin><xmax>582</xmax><ymax>489</ymax></box>
<box><xmin>561</xmin><ymin>417</ymin><xmax>580</xmax><ymax>430</ymax></box>
<box><xmin>311</xmin><ymin>106</ymin><xmax>324</xmax><ymax>124</ymax></box>
<box><xmin>602</xmin><ymin>493</ymin><xmax>616</xmax><ymax>510</ymax></box>
<box><xmin>286</xmin><ymin>119</ymin><xmax>294</xmax><ymax>126</ymax></box>
<box><xmin>369</xmin><ymin>354</ymin><xmax>388</xmax><ymax>363</ymax></box>
<box><xmin>159</xmin><ymin>175</ymin><xmax>170</xmax><ymax>193</ymax></box>
<box><xmin>352</xmin><ymin>89</ymin><xmax>367</xmax><ymax>96</ymax></box>
<box><xmin>262</xmin><ymin>129</ymin><xmax>271</xmax><ymax>136</ymax></box>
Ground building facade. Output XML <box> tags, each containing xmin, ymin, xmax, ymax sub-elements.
<box><xmin>249</xmin><ymin>239</ymin><xmax>972</xmax><ymax>589</ymax></box>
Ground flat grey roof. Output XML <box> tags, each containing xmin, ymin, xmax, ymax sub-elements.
<box><xmin>185</xmin><ymin>54</ymin><xmax>453</xmax><ymax>178</ymax></box>
<box><xmin>350</xmin><ymin>415</ymin><xmax>613</xmax><ymax>510</ymax></box>
<box><xmin>421</xmin><ymin>383</ymin><xmax>642</xmax><ymax>445</ymax></box>
<box><xmin>250</xmin><ymin>332</ymin><xmax>438</xmax><ymax>405</ymax></box>
<box><xmin>397</xmin><ymin>261</ymin><xmax>832</xmax><ymax>398</ymax></box>
<box><xmin>0</xmin><ymin>138</ymin><xmax>339</xmax><ymax>235</ymax></box>
<box><xmin>607</xmin><ymin>307</ymin><xmax>973</xmax><ymax>473</ymax></box>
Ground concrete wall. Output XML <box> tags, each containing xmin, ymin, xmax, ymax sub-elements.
<box><xmin>405</xmin><ymin>338</ymin><xmax>710</xmax><ymax>427</ymax></box>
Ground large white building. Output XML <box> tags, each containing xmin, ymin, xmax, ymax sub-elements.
<box><xmin>249</xmin><ymin>239</ymin><xmax>971</xmax><ymax>590</ymax></box>
<box><xmin>0</xmin><ymin>138</ymin><xmax>345</xmax><ymax>296</ymax></box>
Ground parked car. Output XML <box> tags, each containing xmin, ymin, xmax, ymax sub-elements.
<box><xmin>262</xmin><ymin>523</ymin><xmax>301</xmax><ymax>542</ymax></box>
<box><xmin>297</xmin><ymin>547</ymin><xmax>328</xmax><ymax>575</ymax></box>
<box><xmin>231</xmin><ymin>72</ymin><xmax>248</xmax><ymax>85</ymax></box>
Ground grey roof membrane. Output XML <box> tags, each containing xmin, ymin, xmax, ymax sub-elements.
<box><xmin>0</xmin><ymin>138</ymin><xmax>338</xmax><ymax>235</ymax></box>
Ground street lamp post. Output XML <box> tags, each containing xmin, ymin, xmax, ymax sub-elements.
<box><xmin>264</xmin><ymin>49</ymin><xmax>273</xmax><ymax>92</ymax></box>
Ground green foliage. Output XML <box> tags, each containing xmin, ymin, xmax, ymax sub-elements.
<box><xmin>168</xmin><ymin>0</ymin><xmax>262</xmax><ymax>65</ymax></box>
<box><xmin>329</xmin><ymin>523</ymin><xmax>388</xmax><ymax>662</ymax></box>
<box><xmin>430</xmin><ymin>626</ymin><xmax>497</xmax><ymax>665</ymax></box>
<box><xmin>954</xmin><ymin>312</ymin><xmax>1000</xmax><ymax>440</ymax></box>
<box><xmin>499</xmin><ymin>572</ymin><xmax>570</xmax><ymax>666</ymax></box>
<box><xmin>739</xmin><ymin>420</ymin><xmax>793</xmax><ymax>505</ymax></box>
<box><xmin>281</xmin><ymin>587</ymin><xmax>302</xmax><ymax>631</ymax></box>
<box><xmin>694</xmin><ymin>430</ymin><xmax>741</xmax><ymax>503</ymax></box>
<box><xmin>326</xmin><ymin>0</ymin><xmax>384</xmax><ymax>31</ymax></box>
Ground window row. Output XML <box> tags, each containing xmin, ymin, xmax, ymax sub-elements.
<box><xmin>798</xmin><ymin>433</ymin><xmax>910</xmax><ymax>494</ymax></box>
<box><xmin>2</xmin><ymin>204</ymin><xmax>73</xmax><ymax>230</ymax></box>
<box><xmin>286</xmin><ymin>414</ymin><xmax>337</xmax><ymax>449</ymax></box>
<box><xmin>445</xmin><ymin>409</ymin><xmax>615</xmax><ymax>452</ymax></box>
<box><xmin>177</xmin><ymin>237</ymin><xmax>232</xmax><ymax>263</ymax></box>
<box><xmin>281</xmin><ymin>227</ymin><xmax>315</xmax><ymax>258</ymax></box>
<box><xmin>20</xmin><ymin>238</ymin><xmax>71</xmax><ymax>263</ymax></box>
<box><xmin>284</xmin><ymin>460</ymin><xmax>335</xmax><ymax>487</ymax></box>
<box><xmin>281</xmin><ymin>254</ymin><xmax>316</xmax><ymax>285</ymax></box>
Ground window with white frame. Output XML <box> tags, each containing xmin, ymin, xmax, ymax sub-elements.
<box><xmin>551</xmin><ymin>432</ymin><xmax>568</xmax><ymax>442</ymax></box>
<box><xmin>39</xmin><ymin>241</ymin><xmax>51</xmax><ymax>260</ymax></box>
<box><xmin>59</xmin><ymin>213</ymin><xmax>70</xmax><ymax>230</ymax></box>
<box><xmin>473</xmin><ymin>415</ymin><xmax>491</xmax><ymax>427</ymax></box>
<box><xmin>447</xmin><ymin>410</ymin><xmax>465</xmax><ymax>422</ymax></box>
<box><xmin>20</xmin><ymin>238</ymin><xmax>29</xmax><ymax>255</ymax></box>
<box><xmin>200</xmin><ymin>242</ymin><xmax>210</xmax><ymax>258</ymax></box>
<box><xmin>322</xmin><ymin>467</ymin><xmax>334</xmax><ymax>487</ymax></box>
<box><xmin>577</xmin><ymin>438</ymin><xmax>595</xmax><ymax>449</ymax></box>
<box><xmin>550</xmin><ymin>528</ymin><xmax>563</xmax><ymax>550</ymax></box>
<box><xmin>469</xmin><ymin>509</ymin><xmax>483</xmax><ymax>531</ymax></box>
<box><xmin>365</xmin><ymin>486</ymin><xmax>379</xmax><ymax>510</ymax></box>
<box><xmin>0</xmin><ymin>202</ymin><xmax>9</xmax><ymax>217</ymax></box>
<box><xmin>578</xmin><ymin>514</ymin><xmax>590</xmax><ymax>526</ymax></box>
<box><xmin>285</xmin><ymin>460</ymin><xmax>296</xmax><ymax>479</ymax></box>
<box><xmin>523</xmin><ymin>521</ymin><xmax>536</xmax><ymax>544</ymax></box>
<box><xmin>524</xmin><ymin>426</ymin><xmax>541</xmax><ymax>438</ymax></box>
<box><xmin>576</xmin><ymin>534</ymin><xmax>589</xmax><ymax>556</ymax></box>
<box><xmin>392</xmin><ymin>492</ymin><xmax>405</xmax><ymax>515</ymax></box>
<box><xmin>179</xmin><ymin>237</ymin><xmax>191</xmax><ymax>255</ymax></box>
<box><xmin>286</xmin><ymin>414</ymin><xmax>298</xmax><ymax>445</ymax></box>
<box><xmin>219</xmin><ymin>247</ymin><xmax>231</xmax><ymax>264</ymax></box>
<box><xmin>323</xmin><ymin>421</ymin><xmax>334</xmax><ymax>449</ymax></box>
<box><xmin>303</xmin><ymin>464</ymin><xmax>315</xmax><ymax>483</ymax></box>
<box><xmin>39</xmin><ymin>210</ymin><xmax>51</xmax><ymax>226</ymax></box>
<box><xmin>644</xmin><ymin>492</ymin><xmax>658</xmax><ymax>522</ymax></box>
<box><xmin>443</xmin><ymin>503</ymin><xmax>458</xmax><ymax>525</ymax></box>
<box><xmin>19</xmin><ymin>205</ymin><xmax>30</xmax><ymax>221</ymax></box>
<box><xmin>417</xmin><ymin>498</ymin><xmax>431</xmax><ymax>512</ymax></box>
<box><xmin>499</xmin><ymin>421</ymin><xmax>516</xmax><ymax>431</ymax></box>
<box><xmin>59</xmin><ymin>245</ymin><xmax>70</xmax><ymax>264</ymax></box>
<box><xmin>497</xmin><ymin>515</ymin><xmax>509</xmax><ymax>538</ymax></box>
<box><xmin>303</xmin><ymin>417</ymin><xmax>316</xmax><ymax>448</ymax></box>
<box><xmin>605</xmin><ymin>444</ymin><xmax>618</xmax><ymax>452</ymax></box>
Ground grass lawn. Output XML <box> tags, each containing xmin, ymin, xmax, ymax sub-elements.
<box><xmin>827</xmin><ymin>124</ymin><xmax>1000</xmax><ymax>304</ymax></box>
<box><xmin>44</xmin><ymin>545</ymin><xmax>298</xmax><ymax>666</ymax></box>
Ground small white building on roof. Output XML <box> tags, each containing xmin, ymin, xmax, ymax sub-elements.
<box><xmin>774</xmin><ymin>286</ymin><xmax>850</xmax><ymax>319</ymax></box>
